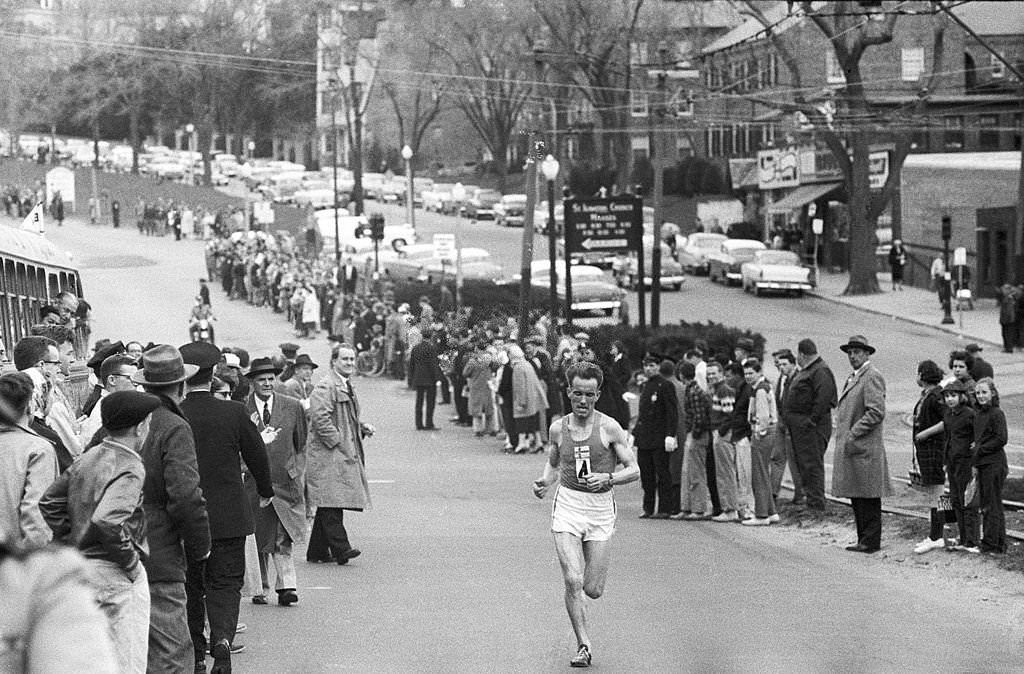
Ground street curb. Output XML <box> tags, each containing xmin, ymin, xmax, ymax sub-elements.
<box><xmin>807</xmin><ymin>290</ymin><xmax>1002</xmax><ymax>349</ymax></box>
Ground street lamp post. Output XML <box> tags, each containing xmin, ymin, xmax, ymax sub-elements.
<box><xmin>330</xmin><ymin>90</ymin><xmax>341</xmax><ymax>269</ymax></box>
<box><xmin>541</xmin><ymin>154</ymin><xmax>560</xmax><ymax>335</ymax></box>
<box><xmin>451</xmin><ymin>182</ymin><xmax>466</xmax><ymax>310</ymax></box>
<box><xmin>941</xmin><ymin>215</ymin><xmax>954</xmax><ymax>324</ymax></box>
<box><xmin>185</xmin><ymin>123</ymin><xmax>195</xmax><ymax>186</ymax></box>
<box><xmin>401</xmin><ymin>144</ymin><xmax>415</xmax><ymax>229</ymax></box>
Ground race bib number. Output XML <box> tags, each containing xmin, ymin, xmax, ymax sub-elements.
<box><xmin>574</xmin><ymin>444</ymin><xmax>591</xmax><ymax>480</ymax></box>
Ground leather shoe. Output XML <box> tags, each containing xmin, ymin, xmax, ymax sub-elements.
<box><xmin>423</xmin><ymin>425</ymin><xmax>440</xmax><ymax>431</ymax></box>
<box><xmin>638</xmin><ymin>511</ymin><xmax>652</xmax><ymax>519</ymax></box>
<box><xmin>336</xmin><ymin>548</ymin><xmax>361</xmax><ymax>565</ymax></box>
<box><xmin>845</xmin><ymin>543</ymin><xmax>879</xmax><ymax>553</ymax></box>
<box><xmin>251</xmin><ymin>594</ymin><xmax>267</xmax><ymax>605</ymax></box>
<box><xmin>209</xmin><ymin>639</ymin><xmax>231</xmax><ymax>674</ymax></box>
<box><xmin>277</xmin><ymin>589</ymin><xmax>298</xmax><ymax>606</ymax></box>
<box><xmin>306</xmin><ymin>556</ymin><xmax>332</xmax><ymax>564</ymax></box>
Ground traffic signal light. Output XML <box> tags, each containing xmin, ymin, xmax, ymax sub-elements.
<box><xmin>941</xmin><ymin>215</ymin><xmax>951</xmax><ymax>241</ymax></box>
<box><xmin>369</xmin><ymin>213</ymin><xmax>385</xmax><ymax>241</ymax></box>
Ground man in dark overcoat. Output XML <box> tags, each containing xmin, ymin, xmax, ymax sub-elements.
<box><xmin>244</xmin><ymin>358</ymin><xmax>308</xmax><ymax>606</ymax></box>
<box><xmin>633</xmin><ymin>355</ymin><xmax>679</xmax><ymax>518</ymax></box>
<box><xmin>408</xmin><ymin>327</ymin><xmax>443</xmax><ymax>430</ymax></box>
<box><xmin>783</xmin><ymin>339</ymin><xmax>837</xmax><ymax>511</ymax></box>
<box><xmin>179</xmin><ymin>342</ymin><xmax>273</xmax><ymax>674</ymax></box>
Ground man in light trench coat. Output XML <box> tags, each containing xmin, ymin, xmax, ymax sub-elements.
<box><xmin>832</xmin><ymin>335</ymin><xmax>893</xmax><ymax>553</ymax></box>
<box><xmin>305</xmin><ymin>343</ymin><xmax>374</xmax><ymax>565</ymax></box>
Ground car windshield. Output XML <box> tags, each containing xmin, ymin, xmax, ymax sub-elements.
<box><xmin>693</xmin><ymin>236</ymin><xmax>725</xmax><ymax>249</ymax></box>
<box><xmin>757</xmin><ymin>251</ymin><xmax>801</xmax><ymax>265</ymax></box>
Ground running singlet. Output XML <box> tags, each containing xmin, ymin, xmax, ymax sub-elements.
<box><xmin>552</xmin><ymin>411</ymin><xmax>618</xmax><ymax>493</ymax></box>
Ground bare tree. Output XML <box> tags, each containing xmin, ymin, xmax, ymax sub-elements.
<box><xmin>424</xmin><ymin>0</ymin><xmax>535</xmax><ymax>191</ymax></box>
<box><xmin>532</xmin><ymin>0</ymin><xmax>646</xmax><ymax>190</ymax></box>
<box><xmin>737</xmin><ymin>0</ymin><xmax>948</xmax><ymax>295</ymax></box>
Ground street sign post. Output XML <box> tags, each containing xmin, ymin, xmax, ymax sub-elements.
<box><xmin>564</xmin><ymin>196</ymin><xmax>644</xmax><ymax>326</ymax></box>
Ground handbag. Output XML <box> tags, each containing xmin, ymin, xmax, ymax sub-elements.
<box><xmin>908</xmin><ymin>450</ymin><xmax>926</xmax><ymax>490</ymax></box>
<box><xmin>963</xmin><ymin>470</ymin><xmax>980</xmax><ymax>509</ymax></box>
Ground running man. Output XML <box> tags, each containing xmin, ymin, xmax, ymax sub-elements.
<box><xmin>532</xmin><ymin>361</ymin><xmax>639</xmax><ymax>668</ymax></box>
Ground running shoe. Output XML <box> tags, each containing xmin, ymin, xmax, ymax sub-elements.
<box><xmin>570</xmin><ymin>644</ymin><xmax>592</xmax><ymax>668</ymax></box>
<box><xmin>913</xmin><ymin>537</ymin><xmax>945</xmax><ymax>555</ymax></box>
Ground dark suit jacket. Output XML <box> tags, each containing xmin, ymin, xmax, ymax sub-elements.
<box><xmin>633</xmin><ymin>374</ymin><xmax>679</xmax><ymax>450</ymax></box>
<box><xmin>180</xmin><ymin>391</ymin><xmax>273</xmax><ymax>539</ymax></box>
<box><xmin>409</xmin><ymin>340</ymin><xmax>442</xmax><ymax>387</ymax></box>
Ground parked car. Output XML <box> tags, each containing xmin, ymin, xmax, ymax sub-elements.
<box><xmin>534</xmin><ymin>199</ymin><xmax>565</xmax><ymax>234</ymax></box>
<box><xmin>678</xmin><ymin>232</ymin><xmax>728</xmax><ymax>275</ymax></box>
<box><xmin>740</xmin><ymin>249</ymin><xmax>814</xmax><ymax>296</ymax></box>
<box><xmin>613</xmin><ymin>240</ymin><xmax>685</xmax><ymax>291</ymax></box>
<box><xmin>494</xmin><ymin>194</ymin><xmax>528</xmax><ymax>227</ymax></box>
<box><xmin>361</xmin><ymin>172</ymin><xmax>387</xmax><ymax>200</ymax></box>
<box><xmin>314</xmin><ymin>213</ymin><xmax>416</xmax><ymax>251</ymax></box>
<box><xmin>385</xmin><ymin>247</ymin><xmax>503</xmax><ymax>284</ymax></box>
<box><xmin>505</xmin><ymin>261</ymin><xmax>621</xmax><ymax>317</ymax></box>
<box><xmin>422</xmin><ymin>183</ymin><xmax>456</xmax><ymax>212</ymax></box>
<box><xmin>294</xmin><ymin>188</ymin><xmax>345</xmax><ymax>210</ymax></box>
<box><xmin>707</xmin><ymin>239</ymin><xmax>767</xmax><ymax>286</ymax></box>
<box><xmin>465</xmin><ymin>189</ymin><xmax>502</xmax><ymax>220</ymax></box>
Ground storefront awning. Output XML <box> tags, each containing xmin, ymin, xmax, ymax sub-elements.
<box><xmin>766</xmin><ymin>182</ymin><xmax>842</xmax><ymax>213</ymax></box>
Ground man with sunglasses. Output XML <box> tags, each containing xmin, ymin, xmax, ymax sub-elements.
<box><xmin>532</xmin><ymin>361</ymin><xmax>639</xmax><ymax>669</ymax></box>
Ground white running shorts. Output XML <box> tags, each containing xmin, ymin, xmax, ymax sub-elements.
<box><xmin>551</xmin><ymin>485</ymin><xmax>616</xmax><ymax>542</ymax></box>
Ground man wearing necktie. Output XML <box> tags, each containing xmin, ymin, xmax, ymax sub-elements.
<box><xmin>832</xmin><ymin>336</ymin><xmax>892</xmax><ymax>553</ymax></box>
<box><xmin>244</xmin><ymin>358</ymin><xmax>308</xmax><ymax>606</ymax></box>
<box><xmin>305</xmin><ymin>343</ymin><xmax>374</xmax><ymax>565</ymax></box>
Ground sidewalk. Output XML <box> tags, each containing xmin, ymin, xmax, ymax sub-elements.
<box><xmin>809</xmin><ymin>270</ymin><xmax>1004</xmax><ymax>348</ymax></box>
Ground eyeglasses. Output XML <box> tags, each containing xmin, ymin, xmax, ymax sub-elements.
<box><xmin>41</xmin><ymin>360</ymin><xmax>61</xmax><ymax>365</ymax></box>
<box><xmin>568</xmin><ymin>389</ymin><xmax>599</xmax><ymax>399</ymax></box>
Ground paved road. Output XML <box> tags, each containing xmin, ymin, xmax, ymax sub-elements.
<box><xmin>36</xmin><ymin>215</ymin><xmax>1024</xmax><ymax>672</ymax></box>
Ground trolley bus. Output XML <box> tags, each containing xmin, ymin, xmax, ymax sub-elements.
<box><xmin>0</xmin><ymin>220</ymin><xmax>83</xmax><ymax>352</ymax></box>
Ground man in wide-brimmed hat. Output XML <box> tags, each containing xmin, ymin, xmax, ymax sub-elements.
<box><xmin>126</xmin><ymin>344</ymin><xmax>211</xmax><ymax>673</ymax></box>
<box><xmin>832</xmin><ymin>335</ymin><xmax>891</xmax><ymax>554</ymax></box>
<box><xmin>179</xmin><ymin>342</ymin><xmax>273</xmax><ymax>673</ymax></box>
<box><xmin>244</xmin><ymin>357</ymin><xmax>308</xmax><ymax>608</ymax></box>
<box><xmin>281</xmin><ymin>354</ymin><xmax>317</xmax><ymax>409</ymax></box>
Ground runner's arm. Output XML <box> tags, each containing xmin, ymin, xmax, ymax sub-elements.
<box><xmin>532</xmin><ymin>420</ymin><xmax>561</xmax><ymax>498</ymax></box>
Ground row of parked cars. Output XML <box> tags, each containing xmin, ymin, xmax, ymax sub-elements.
<box><xmin>696</xmin><ymin>235</ymin><xmax>814</xmax><ymax>297</ymax></box>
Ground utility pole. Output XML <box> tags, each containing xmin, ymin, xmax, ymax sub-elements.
<box><xmin>518</xmin><ymin>135</ymin><xmax>544</xmax><ymax>339</ymax></box>
<box><xmin>650</xmin><ymin>42</ymin><xmax>670</xmax><ymax>328</ymax></box>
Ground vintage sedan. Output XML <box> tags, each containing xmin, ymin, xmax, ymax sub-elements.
<box><xmin>494</xmin><ymin>194</ymin><xmax>528</xmax><ymax>227</ymax></box>
<box><xmin>613</xmin><ymin>241</ymin><xmax>685</xmax><ymax>291</ymax></box>
<box><xmin>707</xmin><ymin>239</ymin><xmax>766</xmax><ymax>286</ymax></box>
<box><xmin>384</xmin><ymin>247</ymin><xmax>503</xmax><ymax>284</ymax></box>
<box><xmin>465</xmin><ymin>189</ymin><xmax>502</xmax><ymax>220</ymax></box>
<box><xmin>507</xmin><ymin>262</ymin><xmax>622</xmax><ymax>316</ymax></box>
<box><xmin>740</xmin><ymin>250</ymin><xmax>814</xmax><ymax>296</ymax></box>
<box><xmin>678</xmin><ymin>232</ymin><xmax>728</xmax><ymax>275</ymax></box>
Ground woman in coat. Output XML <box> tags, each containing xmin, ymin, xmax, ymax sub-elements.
<box><xmin>888</xmin><ymin>239</ymin><xmax>907</xmax><ymax>291</ymax></box>
<box><xmin>508</xmin><ymin>344</ymin><xmax>547</xmax><ymax>453</ymax></box>
<box><xmin>972</xmin><ymin>377</ymin><xmax>1007</xmax><ymax>554</ymax></box>
<box><xmin>462</xmin><ymin>341</ymin><xmax>496</xmax><ymax>437</ymax></box>
<box><xmin>305</xmin><ymin>344</ymin><xmax>372</xmax><ymax>564</ymax></box>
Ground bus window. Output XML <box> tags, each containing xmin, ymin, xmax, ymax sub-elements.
<box><xmin>48</xmin><ymin>273</ymin><xmax>60</xmax><ymax>299</ymax></box>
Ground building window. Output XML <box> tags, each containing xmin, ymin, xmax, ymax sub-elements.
<box><xmin>764</xmin><ymin>53</ymin><xmax>777</xmax><ymax>87</ymax></box>
<box><xmin>722</xmin><ymin>125</ymin><xmax>734</xmax><ymax>156</ymax></box>
<box><xmin>675</xmin><ymin>40</ymin><xmax>692</xmax><ymax>65</ymax></box>
<box><xmin>630</xmin><ymin>41</ymin><xmax>647</xmax><ymax>66</ymax></box>
<box><xmin>901</xmin><ymin>47</ymin><xmax>924</xmax><ymax>81</ymax></box>
<box><xmin>631</xmin><ymin>135</ymin><xmax>650</xmax><ymax>160</ymax></box>
<box><xmin>943</xmin><ymin>116</ymin><xmax>964</xmax><ymax>150</ymax></box>
<box><xmin>676</xmin><ymin>134</ymin><xmax>693</xmax><ymax>159</ymax></box>
<box><xmin>709</xmin><ymin>126</ymin><xmax>722</xmax><ymax>158</ymax></box>
<box><xmin>910</xmin><ymin>125</ymin><xmax>930</xmax><ymax>152</ymax></box>
<box><xmin>630</xmin><ymin>91</ymin><xmax>649</xmax><ymax>117</ymax></box>
<box><xmin>826</xmin><ymin>51</ymin><xmax>846</xmax><ymax>84</ymax></box>
<box><xmin>990</xmin><ymin>53</ymin><xmax>1005</xmax><ymax>78</ymax></box>
<box><xmin>978</xmin><ymin>114</ymin><xmax>1000</xmax><ymax>150</ymax></box>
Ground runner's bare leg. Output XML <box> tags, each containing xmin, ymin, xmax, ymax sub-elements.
<box><xmin>554</xmin><ymin>532</ymin><xmax>590</xmax><ymax>647</ymax></box>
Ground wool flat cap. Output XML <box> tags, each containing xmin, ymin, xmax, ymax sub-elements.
<box><xmin>278</xmin><ymin>342</ymin><xmax>300</xmax><ymax>355</ymax></box>
<box><xmin>87</xmin><ymin>341</ymin><xmax>126</xmax><ymax>374</ymax></box>
<box><xmin>965</xmin><ymin>343</ymin><xmax>983</xmax><ymax>353</ymax></box>
<box><xmin>179</xmin><ymin>342</ymin><xmax>222</xmax><ymax>370</ymax></box>
<box><xmin>102</xmin><ymin>391</ymin><xmax>161</xmax><ymax>431</ymax></box>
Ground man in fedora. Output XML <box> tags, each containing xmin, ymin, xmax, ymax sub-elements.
<box><xmin>127</xmin><ymin>344</ymin><xmax>211</xmax><ymax>674</ymax></box>
<box><xmin>832</xmin><ymin>336</ymin><xmax>891</xmax><ymax>553</ymax></box>
<box><xmin>281</xmin><ymin>354</ymin><xmax>317</xmax><ymax>412</ymax></box>
<box><xmin>179</xmin><ymin>342</ymin><xmax>273</xmax><ymax>674</ymax></box>
<box><xmin>244</xmin><ymin>358</ymin><xmax>308</xmax><ymax>606</ymax></box>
